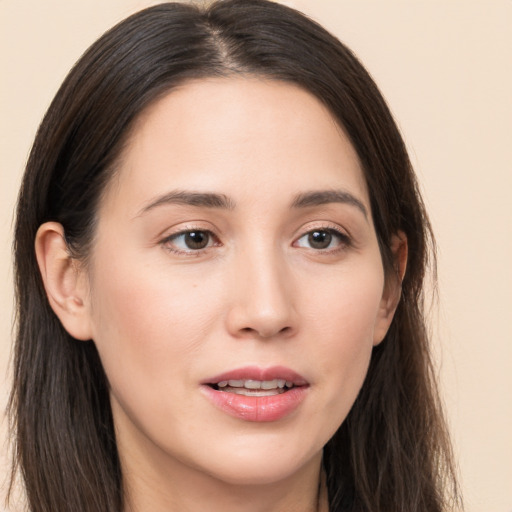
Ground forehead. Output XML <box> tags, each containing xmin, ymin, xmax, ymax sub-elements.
<box><xmin>103</xmin><ymin>77</ymin><xmax>369</xmax><ymax>216</ymax></box>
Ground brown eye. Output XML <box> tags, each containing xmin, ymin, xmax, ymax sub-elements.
<box><xmin>307</xmin><ymin>230</ymin><xmax>332</xmax><ymax>249</ymax></box>
<box><xmin>295</xmin><ymin>228</ymin><xmax>350</xmax><ymax>251</ymax></box>
<box><xmin>183</xmin><ymin>231</ymin><xmax>210</xmax><ymax>249</ymax></box>
<box><xmin>165</xmin><ymin>230</ymin><xmax>214</xmax><ymax>252</ymax></box>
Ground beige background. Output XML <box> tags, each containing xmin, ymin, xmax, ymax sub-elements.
<box><xmin>1</xmin><ymin>1</ymin><xmax>511</xmax><ymax>511</ymax></box>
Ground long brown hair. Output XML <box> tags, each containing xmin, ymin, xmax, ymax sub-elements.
<box><xmin>9</xmin><ymin>1</ymin><xmax>461</xmax><ymax>510</ymax></box>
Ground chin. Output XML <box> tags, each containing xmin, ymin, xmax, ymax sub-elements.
<box><xmin>195</xmin><ymin>441</ymin><xmax>322</xmax><ymax>487</ymax></box>
<box><xmin>206</xmin><ymin>462</ymin><xmax>306</xmax><ymax>487</ymax></box>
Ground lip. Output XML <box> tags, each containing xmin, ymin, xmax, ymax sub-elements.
<box><xmin>201</xmin><ymin>365</ymin><xmax>309</xmax><ymax>422</ymax></box>
<box><xmin>202</xmin><ymin>365</ymin><xmax>308</xmax><ymax>386</ymax></box>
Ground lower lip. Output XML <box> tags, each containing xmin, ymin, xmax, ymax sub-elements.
<box><xmin>201</xmin><ymin>385</ymin><xmax>308</xmax><ymax>422</ymax></box>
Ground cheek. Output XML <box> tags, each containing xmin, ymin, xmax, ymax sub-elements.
<box><xmin>87</xmin><ymin>251</ymin><xmax>222</xmax><ymax>400</ymax></box>
<box><xmin>303</xmin><ymin>259</ymin><xmax>384</xmax><ymax>347</ymax></box>
<box><xmin>302</xmin><ymin>263</ymin><xmax>384</xmax><ymax>420</ymax></box>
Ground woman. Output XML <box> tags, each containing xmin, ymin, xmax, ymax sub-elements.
<box><xmin>8</xmin><ymin>1</ymin><xmax>461</xmax><ymax>511</ymax></box>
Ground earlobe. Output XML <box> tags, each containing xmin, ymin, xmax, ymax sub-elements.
<box><xmin>35</xmin><ymin>222</ymin><xmax>93</xmax><ymax>341</ymax></box>
<box><xmin>373</xmin><ymin>231</ymin><xmax>408</xmax><ymax>346</ymax></box>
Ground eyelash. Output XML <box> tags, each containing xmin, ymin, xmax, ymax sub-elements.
<box><xmin>160</xmin><ymin>225</ymin><xmax>351</xmax><ymax>256</ymax></box>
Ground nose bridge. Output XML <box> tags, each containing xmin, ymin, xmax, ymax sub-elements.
<box><xmin>227</xmin><ymin>238</ymin><xmax>296</xmax><ymax>338</ymax></box>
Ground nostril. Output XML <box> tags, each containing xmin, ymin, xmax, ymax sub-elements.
<box><xmin>237</xmin><ymin>325</ymin><xmax>292</xmax><ymax>338</ymax></box>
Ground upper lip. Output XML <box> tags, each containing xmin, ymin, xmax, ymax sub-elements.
<box><xmin>202</xmin><ymin>365</ymin><xmax>308</xmax><ymax>386</ymax></box>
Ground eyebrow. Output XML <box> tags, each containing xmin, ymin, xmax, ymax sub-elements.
<box><xmin>291</xmin><ymin>190</ymin><xmax>368</xmax><ymax>219</ymax></box>
<box><xmin>138</xmin><ymin>190</ymin><xmax>236</xmax><ymax>215</ymax></box>
<box><xmin>137</xmin><ymin>188</ymin><xmax>368</xmax><ymax>219</ymax></box>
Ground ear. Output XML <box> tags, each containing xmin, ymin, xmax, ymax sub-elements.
<box><xmin>373</xmin><ymin>231</ymin><xmax>408</xmax><ymax>346</ymax></box>
<box><xmin>35</xmin><ymin>222</ymin><xmax>93</xmax><ymax>341</ymax></box>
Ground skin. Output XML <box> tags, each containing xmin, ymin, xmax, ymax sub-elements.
<box><xmin>36</xmin><ymin>78</ymin><xmax>403</xmax><ymax>512</ymax></box>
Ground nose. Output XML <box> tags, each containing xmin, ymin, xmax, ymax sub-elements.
<box><xmin>225</xmin><ymin>247</ymin><xmax>298</xmax><ymax>340</ymax></box>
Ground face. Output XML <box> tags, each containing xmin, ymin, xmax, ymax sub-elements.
<box><xmin>81</xmin><ymin>78</ymin><xmax>397</xmax><ymax>487</ymax></box>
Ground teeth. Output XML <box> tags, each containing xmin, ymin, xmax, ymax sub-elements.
<box><xmin>261</xmin><ymin>379</ymin><xmax>278</xmax><ymax>390</ymax></box>
<box><xmin>229</xmin><ymin>388</ymin><xmax>284</xmax><ymax>397</ymax></box>
<box><xmin>216</xmin><ymin>379</ymin><xmax>295</xmax><ymax>390</ymax></box>
<box><xmin>245</xmin><ymin>380</ymin><xmax>262</xmax><ymax>389</ymax></box>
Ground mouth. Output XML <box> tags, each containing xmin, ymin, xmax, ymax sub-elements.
<box><xmin>201</xmin><ymin>366</ymin><xmax>309</xmax><ymax>422</ymax></box>
<box><xmin>208</xmin><ymin>378</ymin><xmax>297</xmax><ymax>397</ymax></box>
<box><xmin>203</xmin><ymin>365</ymin><xmax>308</xmax><ymax>395</ymax></box>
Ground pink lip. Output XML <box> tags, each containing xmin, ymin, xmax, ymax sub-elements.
<box><xmin>201</xmin><ymin>365</ymin><xmax>309</xmax><ymax>422</ymax></box>
<box><xmin>202</xmin><ymin>365</ymin><xmax>308</xmax><ymax>386</ymax></box>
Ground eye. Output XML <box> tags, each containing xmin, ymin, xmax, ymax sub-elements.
<box><xmin>294</xmin><ymin>228</ymin><xmax>349</xmax><ymax>251</ymax></box>
<box><xmin>163</xmin><ymin>230</ymin><xmax>217</xmax><ymax>253</ymax></box>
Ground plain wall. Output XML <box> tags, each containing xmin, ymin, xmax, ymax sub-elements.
<box><xmin>1</xmin><ymin>1</ymin><xmax>511</xmax><ymax>511</ymax></box>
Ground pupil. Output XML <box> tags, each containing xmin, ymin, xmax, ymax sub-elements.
<box><xmin>308</xmin><ymin>230</ymin><xmax>331</xmax><ymax>249</ymax></box>
<box><xmin>185</xmin><ymin>231</ymin><xmax>209</xmax><ymax>249</ymax></box>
